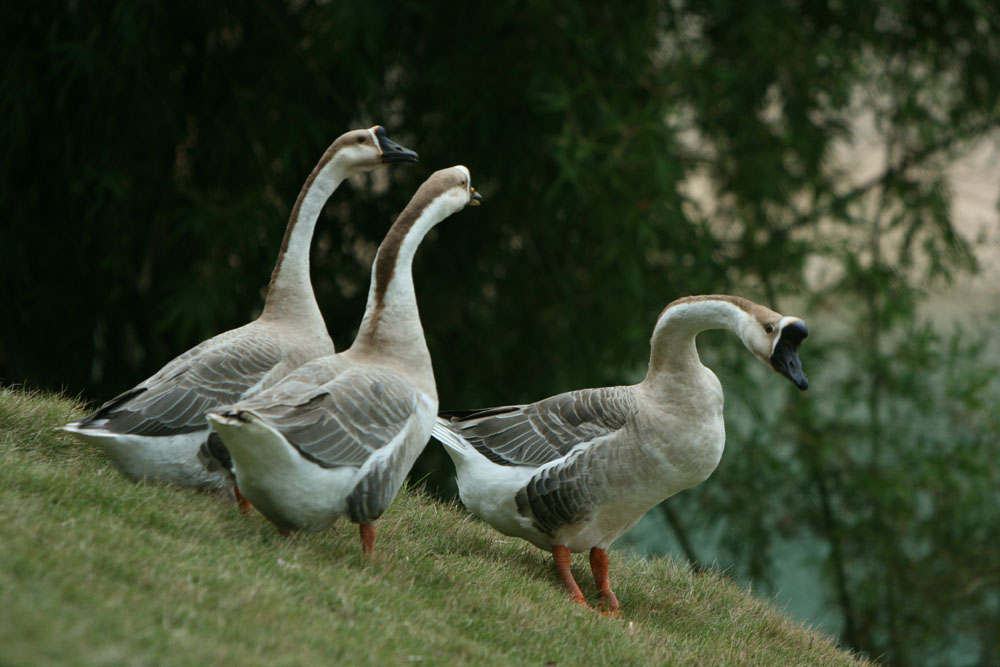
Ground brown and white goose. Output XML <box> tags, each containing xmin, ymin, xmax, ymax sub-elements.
<box><xmin>432</xmin><ymin>295</ymin><xmax>808</xmax><ymax>612</ymax></box>
<box><xmin>61</xmin><ymin>127</ymin><xmax>418</xmax><ymax>497</ymax></box>
<box><xmin>206</xmin><ymin>166</ymin><xmax>482</xmax><ymax>555</ymax></box>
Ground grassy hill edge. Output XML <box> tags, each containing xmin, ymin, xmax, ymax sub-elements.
<box><xmin>0</xmin><ymin>388</ymin><xmax>867</xmax><ymax>665</ymax></box>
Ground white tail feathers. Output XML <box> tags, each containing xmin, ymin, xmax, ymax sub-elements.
<box><xmin>205</xmin><ymin>411</ymin><xmax>245</xmax><ymax>428</ymax></box>
<box><xmin>206</xmin><ymin>409</ymin><xmax>282</xmax><ymax>440</ymax></box>
<box><xmin>431</xmin><ymin>418</ymin><xmax>473</xmax><ymax>459</ymax></box>
<box><xmin>59</xmin><ymin>421</ymin><xmax>112</xmax><ymax>436</ymax></box>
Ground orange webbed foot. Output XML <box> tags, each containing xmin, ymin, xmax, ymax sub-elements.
<box><xmin>359</xmin><ymin>523</ymin><xmax>376</xmax><ymax>560</ymax></box>
<box><xmin>553</xmin><ymin>545</ymin><xmax>591</xmax><ymax>608</ymax></box>
<box><xmin>234</xmin><ymin>486</ymin><xmax>253</xmax><ymax>515</ymax></box>
<box><xmin>590</xmin><ymin>547</ymin><xmax>621</xmax><ymax>615</ymax></box>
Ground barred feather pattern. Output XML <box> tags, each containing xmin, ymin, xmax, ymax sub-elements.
<box><xmin>442</xmin><ymin>387</ymin><xmax>638</xmax><ymax>536</ymax></box>
<box><xmin>229</xmin><ymin>362</ymin><xmax>421</xmax><ymax>470</ymax></box>
<box><xmin>441</xmin><ymin>387</ymin><xmax>635</xmax><ymax>467</ymax></box>
<box><xmin>77</xmin><ymin>327</ymin><xmax>286</xmax><ymax>436</ymax></box>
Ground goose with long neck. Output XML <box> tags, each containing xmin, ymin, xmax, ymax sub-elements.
<box><xmin>61</xmin><ymin>127</ymin><xmax>418</xmax><ymax>498</ymax></box>
<box><xmin>207</xmin><ymin>166</ymin><xmax>482</xmax><ymax>556</ymax></box>
<box><xmin>432</xmin><ymin>294</ymin><xmax>808</xmax><ymax>612</ymax></box>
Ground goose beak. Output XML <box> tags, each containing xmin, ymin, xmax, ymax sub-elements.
<box><xmin>770</xmin><ymin>319</ymin><xmax>809</xmax><ymax>390</ymax></box>
<box><xmin>468</xmin><ymin>187</ymin><xmax>483</xmax><ymax>206</ymax></box>
<box><xmin>375</xmin><ymin>126</ymin><xmax>419</xmax><ymax>165</ymax></box>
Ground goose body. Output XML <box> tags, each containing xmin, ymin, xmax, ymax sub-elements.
<box><xmin>434</xmin><ymin>385</ymin><xmax>722</xmax><ymax>553</ymax></box>
<box><xmin>208</xmin><ymin>166</ymin><xmax>482</xmax><ymax>554</ymax></box>
<box><xmin>433</xmin><ymin>295</ymin><xmax>809</xmax><ymax>610</ymax></box>
<box><xmin>62</xmin><ymin>127</ymin><xmax>418</xmax><ymax>495</ymax></box>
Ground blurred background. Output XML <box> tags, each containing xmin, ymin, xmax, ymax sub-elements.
<box><xmin>3</xmin><ymin>2</ymin><xmax>998</xmax><ymax>664</ymax></box>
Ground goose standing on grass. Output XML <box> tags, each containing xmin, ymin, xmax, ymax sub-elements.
<box><xmin>61</xmin><ymin>127</ymin><xmax>418</xmax><ymax>500</ymax></box>
<box><xmin>432</xmin><ymin>295</ymin><xmax>808</xmax><ymax>612</ymax></box>
<box><xmin>207</xmin><ymin>166</ymin><xmax>482</xmax><ymax>556</ymax></box>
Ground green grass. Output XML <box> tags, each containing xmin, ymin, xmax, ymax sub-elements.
<box><xmin>0</xmin><ymin>388</ymin><xmax>867</xmax><ymax>666</ymax></box>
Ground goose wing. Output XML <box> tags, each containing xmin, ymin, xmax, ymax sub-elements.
<box><xmin>237</xmin><ymin>364</ymin><xmax>423</xmax><ymax>469</ymax></box>
<box><xmin>78</xmin><ymin>330</ymin><xmax>283</xmax><ymax>436</ymax></box>
<box><xmin>439</xmin><ymin>387</ymin><xmax>636</xmax><ymax>466</ymax></box>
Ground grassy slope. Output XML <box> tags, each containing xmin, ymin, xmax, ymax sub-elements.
<box><xmin>0</xmin><ymin>388</ymin><xmax>867</xmax><ymax>666</ymax></box>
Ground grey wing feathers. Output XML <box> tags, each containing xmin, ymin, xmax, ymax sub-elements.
<box><xmin>517</xmin><ymin>437</ymin><xmax>624</xmax><ymax>537</ymax></box>
<box><xmin>79</xmin><ymin>331</ymin><xmax>283</xmax><ymax>436</ymax></box>
<box><xmin>346</xmin><ymin>434</ymin><xmax>414</xmax><ymax>524</ymax></box>
<box><xmin>441</xmin><ymin>387</ymin><xmax>635</xmax><ymax>466</ymax></box>
<box><xmin>244</xmin><ymin>367</ymin><xmax>419</xmax><ymax>469</ymax></box>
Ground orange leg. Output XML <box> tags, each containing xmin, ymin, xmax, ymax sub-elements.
<box><xmin>234</xmin><ymin>485</ymin><xmax>253</xmax><ymax>515</ymax></box>
<box><xmin>553</xmin><ymin>545</ymin><xmax>587</xmax><ymax>606</ymax></box>
<box><xmin>589</xmin><ymin>547</ymin><xmax>620</xmax><ymax>613</ymax></box>
<box><xmin>359</xmin><ymin>523</ymin><xmax>377</xmax><ymax>558</ymax></box>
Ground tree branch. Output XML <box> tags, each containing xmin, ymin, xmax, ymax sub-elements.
<box><xmin>790</xmin><ymin>119</ymin><xmax>1000</xmax><ymax>230</ymax></box>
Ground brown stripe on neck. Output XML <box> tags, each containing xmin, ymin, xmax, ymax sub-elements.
<box><xmin>265</xmin><ymin>143</ymin><xmax>340</xmax><ymax>294</ymax></box>
<box><xmin>369</xmin><ymin>168</ymin><xmax>462</xmax><ymax>311</ymax></box>
<box><xmin>372</xmin><ymin>200</ymin><xmax>430</xmax><ymax>308</ymax></box>
<box><xmin>658</xmin><ymin>294</ymin><xmax>756</xmax><ymax>320</ymax></box>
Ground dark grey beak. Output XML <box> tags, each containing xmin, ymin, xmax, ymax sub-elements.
<box><xmin>770</xmin><ymin>320</ymin><xmax>809</xmax><ymax>390</ymax></box>
<box><xmin>468</xmin><ymin>187</ymin><xmax>483</xmax><ymax>206</ymax></box>
<box><xmin>375</xmin><ymin>126</ymin><xmax>419</xmax><ymax>164</ymax></box>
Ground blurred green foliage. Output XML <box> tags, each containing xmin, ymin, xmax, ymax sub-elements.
<box><xmin>2</xmin><ymin>2</ymin><xmax>999</xmax><ymax>664</ymax></box>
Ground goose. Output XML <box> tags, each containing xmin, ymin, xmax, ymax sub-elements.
<box><xmin>61</xmin><ymin>126</ymin><xmax>418</xmax><ymax>501</ymax></box>
<box><xmin>206</xmin><ymin>166</ymin><xmax>482</xmax><ymax>555</ymax></box>
<box><xmin>431</xmin><ymin>295</ymin><xmax>808</xmax><ymax>612</ymax></box>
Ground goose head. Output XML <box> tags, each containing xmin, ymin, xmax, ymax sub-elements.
<box><xmin>329</xmin><ymin>126</ymin><xmax>419</xmax><ymax>176</ymax></box>
<box><xmin>412</xmin><ymin>165</ymin><xmax>483</xmax><ymax>219</ymax></box>
<box><xmin>738</xmin><ymin>304</ymin><xmax>809</xmax><ymax>391</ymax></box>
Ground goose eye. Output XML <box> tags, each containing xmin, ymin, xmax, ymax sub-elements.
<box><xmin>356</xmin><ymin>136</ymin><xmax>366</xmax><ymax>144</ymax></box>
<box><xmin>765</xmin><ymin>323</ymin><xmax>775</xmax><ymax>334</ymax></box>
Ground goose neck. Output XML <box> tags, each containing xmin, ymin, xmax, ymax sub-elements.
<box><xmin>350</xmin><ymin>198</ymin><xmax>451</xmax><ymax>387</ymax></box>
<box><xmin>260</xmin><ymin>156</ymin><xmax>348</xmax><ymax>321</ymax></box>
<box><xmin>643</xmin><ymin>296</ymin><xmax>749</xmax><ymax>383</ymax></box>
